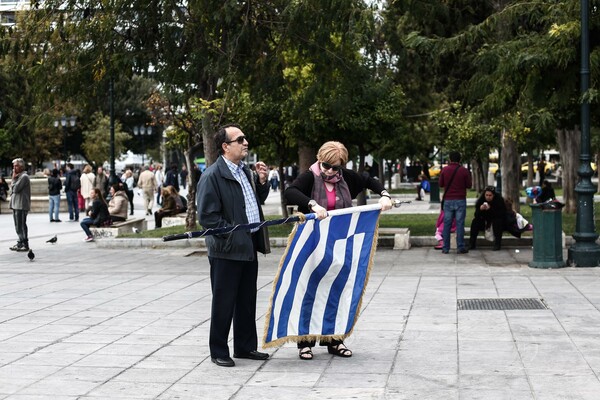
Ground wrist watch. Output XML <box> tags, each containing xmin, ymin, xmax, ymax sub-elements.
<box><xmin>308</xmin><ymin>199</ymin><xmax>318</xmax><ymax>209</ymax></box>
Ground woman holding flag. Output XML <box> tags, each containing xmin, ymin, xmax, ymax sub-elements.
<box><xmin>284</xmin><ymin>141</ymin><xmax>393</xmax><ymax>360</ymax></box>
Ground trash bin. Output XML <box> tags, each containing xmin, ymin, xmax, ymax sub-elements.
<box><xmin>529</xmin><ymin>202</ymin><xmax>565</xmax><ymax>268</ymax></box>
<box><xmin>429</xmin><ymin>179</ymin><xmax>440</xmax><ymax>204</ymax></box>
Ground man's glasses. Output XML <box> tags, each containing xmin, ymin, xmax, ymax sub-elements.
<box><xmin>225</xmin><ymin>135</ymin><xmax>246</xmax><ymax>144</ymax></box>
<box><xmin>321</xmin><ymin>162</ymin><xmax>341</xmax><ymax>172</ymax></box>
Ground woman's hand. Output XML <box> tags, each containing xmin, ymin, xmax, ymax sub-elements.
<box><xmin>379</xmin><ymin>196</ymin><xmax>393</xmax><ymax>211</ymax></box>
<box><xmin>311</xmin><ymin>204</ymin><xmax>328</xmax><ymax>220</ymax></box>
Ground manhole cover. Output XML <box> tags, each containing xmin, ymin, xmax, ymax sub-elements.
<box><xmin>458</xmin><ymin>298</ymin><xmax>547</xmax><ymax>310</ymax></box>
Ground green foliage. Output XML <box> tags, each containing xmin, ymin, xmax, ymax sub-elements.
<box><xmin>81</xmin><ymin>112</ymin><xmax>130</xmax><ymax>166</ymax></box>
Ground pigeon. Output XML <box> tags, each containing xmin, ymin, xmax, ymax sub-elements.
<box><xmin>46</xmin><ymin>235</ymin><xmax>57</xmax><ymax>244</ymax></box>
<box><xmin>27</xmin><ymin>249</ymin><xmax>35</xmax><ymax>261</ymax></box>
<box><xmin>132</xmin><ymin>227</ymin><xmax>141</xmax><ymax>234</ymax></box>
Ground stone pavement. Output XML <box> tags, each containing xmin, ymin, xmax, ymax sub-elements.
<box><xmin>2</xmin><ymin>191</ymin><xmax>600</xmax><ymax>398</ymax></box>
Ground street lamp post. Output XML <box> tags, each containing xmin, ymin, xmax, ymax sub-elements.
<box><xmin>568</xmin><ymin>0</ymin><xmax>600</xmax><ymax>267</ymax></box>
<box><xmin>133</xmin><ymin>125</ymin><xmax>153</xmax><ymax>166</ymax></box>
<box><xmin>54</xmin><ymin>115</ymin><xmax>76</xmax><ymax>168</ymax></box>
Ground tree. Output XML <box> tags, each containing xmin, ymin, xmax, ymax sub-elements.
<box><xmin>81</xmin><ymin>112</ymin><xmax>130</xmax><ymax>166</ymax></box>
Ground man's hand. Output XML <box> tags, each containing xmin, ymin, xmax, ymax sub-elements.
<box><xmin>379</xmin><ymin>196</ymin><xmax>393</xmax><ymax>211</ymax></box>
<box><xmin>255</xmin><ymin>161</ymin><xmax>268</xmax><ymax>184</ymax></box>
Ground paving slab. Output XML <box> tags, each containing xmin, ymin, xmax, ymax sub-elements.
<box><xmin>1</xmin><ymin>190</ymin><xmax>600</xmax><ymax>398</ymax></box>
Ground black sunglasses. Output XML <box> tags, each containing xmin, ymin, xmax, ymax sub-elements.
<box><xmin>225</xmin><ymin>135</ymin><xmax>246</xmax><ymax>144</ymax></box>
<box><xmin>484</xmin><ymin>186</ymin><xmax>496</xmax><ymax>193</ymax></box>
<box><xmin>321</xmin><ymin>162</ymin><xmax>342</xmax><ymax>172</ymax></box>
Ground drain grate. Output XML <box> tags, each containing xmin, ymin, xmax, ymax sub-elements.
<box><xmin>458</xmin><ymin>298</ymin><xmax>547</xmax><ymax>310</ymax></box>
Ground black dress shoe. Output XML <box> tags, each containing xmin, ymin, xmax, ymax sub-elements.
<box><xmin>233</xmin><ymin>350</ymin><xmax>269</xmax><ymax>360</ymax></box>
<box><xmin>211</xmin><ymin>357</ymin><xmax>235</xmax><ymax>367</ymax></box>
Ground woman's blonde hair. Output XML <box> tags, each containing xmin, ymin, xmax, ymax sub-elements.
<box><xmin>317</xmin><ymin>141</ymin><xmax>348</xmax><ymax>165</ymax></box>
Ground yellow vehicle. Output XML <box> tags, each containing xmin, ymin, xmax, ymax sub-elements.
<box><xmin>489</xmin><ymin>163</ymin><xmax>499</xmax><ymax>175</ymax></box>
<box><xmin>521</xmin><ymin>161</ymin><xmax>553</xmax><ymax>176</ymax></box>
<box><xmin>428</xmin><ymin>164</ymin><xmax>441</xmax><ymax>178</ymax></box>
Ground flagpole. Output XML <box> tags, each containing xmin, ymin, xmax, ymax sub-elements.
<box><xmin>162</xmin><ymin>200</ymin><xmax>410</xmax><ymax>242</ymax></box>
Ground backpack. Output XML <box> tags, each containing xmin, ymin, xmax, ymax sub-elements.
<box><xmin>70</xmin><ymin>174</ymin><xmax>81</xmax><ymax>191</ymax></box>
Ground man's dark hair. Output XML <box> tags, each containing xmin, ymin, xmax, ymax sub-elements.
<box><xmin>67</xmin><ymin>163</ymin><xmax>74</xmax><ymax>169</ymax></box>
<box><xmin>51</xmin><ymin>169</ymin><xmax>59</xmax><ymax>178</ymax></box>
<box><xmin>215</xmin><ymin>123</ymin><xmax>242</xmax><ymax>155</ymax></box>
<box><xmin>449</xmin><ymin>151</ymin><xmax>461</xmax><ymax>163</ymax></box>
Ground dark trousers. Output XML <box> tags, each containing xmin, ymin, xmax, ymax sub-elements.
<box><xmin>13</xmin><ymin>209</ymin><xmax>28</xmax><ymax>246</ymax></box>
<box><xmin>470</xmin><ymin>217</ymin><xmax>503</xmax><ymax>248</ymax></box>
<box><xmin>66</xmin><ymin>190</ymin><xmax>79</xmax><ymax>220</ymax></box>
<box><xmin>154</xmin><ymin>210</ymin><xmax>176</xmax><ymax>228</ymax></box>
<box><xmin>209</xmin><ymin>255</ymin><xmax>259</xmax><ymax>359</ymax></box>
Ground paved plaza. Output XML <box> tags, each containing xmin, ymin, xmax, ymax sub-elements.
<box><xmin>1</xmin><ymin>190</ymin><xmax>600</xmax><ymax>399</ymax></box>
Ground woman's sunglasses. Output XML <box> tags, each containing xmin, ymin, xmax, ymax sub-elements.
<box><xmin>321</xmin><ymin>162</ymin><xmax>341</xmax><ymax>172</ymax></box>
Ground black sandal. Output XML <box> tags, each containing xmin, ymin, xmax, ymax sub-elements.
<box><xmin>299</xmin><ymin>347</ymin><xmax>313</xmax><ymax>360</ymax></box>
<box><xmin>327</xmin><ymin>343</ymin><xmax>352</xmax><ymax>357</ymax></box>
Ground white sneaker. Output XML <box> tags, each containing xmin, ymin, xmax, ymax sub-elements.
<box><xmin>84</xmin><ymin>236</ymin><xmax>94</xmax><ymax>242</ymax></box>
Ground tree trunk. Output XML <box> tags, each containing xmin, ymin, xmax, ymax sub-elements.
<box><xmin>298</xmin><ymin>140</ymin><xmax>315</xmax><ymax>173</ymax></box>
<box><xmin>556</xmin><ymin>127</ymin><xmax>581</xmax><ymax>213</ymax></box>
<box><xmin>471</xmin><ymin>159</ymin><xmax>485</xmax><ymax>194</ymax></box>
<box><xmin>202</xmin><ymin>115</ymin><xmax>217</xmax><ymax>167</ymax></box>
<box><xmin>501</xmin><ymin>132</ymin><xmax>521</xmax><ymax>213</ymax></box>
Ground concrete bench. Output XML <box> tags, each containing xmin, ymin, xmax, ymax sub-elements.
<box><xmin>378</xmin><ymin>227</ymin><xmax>411</xmax><ymax>250</ymax></box>
<box><xmin>90</xmin><ymin>217</ymin><xmax>148</xmax><ymax>239</ymax></box>
<box><xmin>162</xmin><ymin>213</ymin><xmax>187</xmax><ymax>228</ymax></box>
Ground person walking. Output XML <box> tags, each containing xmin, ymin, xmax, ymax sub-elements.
<box><xmin>284</xmin><ymin>141</ymin><xmax>393</xmax><ymax>360</ymax></box>
<box><xmin>154</xmin><ymin>164</ymin><xmax>165</xmax><ymax>206</ymax></box>
<box><xmin>137</xmin><ymin>166</ymin><xmax>157</xmax><ymax>215</ymax></box>
<box><xmin>48</xmin><ymin>168</ymin><xmax>62</xmax><ymax>222</ymax></box>
<box><xmin>9</xmin><ymin>158</ymin><xmax>31</xmax><ymax>251</ymax></box>
<box><xmin>439</xmin><ymin>151</ymin><xmax>472</xmax><ymax>254</ymax></box>
<box><xmin>121</xmin><ymin>169</ymin><xmax>135</xmax><ymax>215</ymax></box>
<box><xmin>196</xmin><ymin>123</ymin><xmax>271</xmax><ymax>368</ymax></box>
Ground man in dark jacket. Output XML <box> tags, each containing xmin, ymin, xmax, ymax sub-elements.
<box><xmin>64</xmin><ymin>163</ymin><xmax>80</xmax><ymax>222</ymax></box>
<box><xmin>196</xmin><ymin>123</ymin><xmax>270</xmax><ymax>368</ymax></box>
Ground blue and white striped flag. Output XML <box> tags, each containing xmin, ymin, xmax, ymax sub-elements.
<box><xmin>263</xmin><ymin>204</ymin><xmax>381</xmax><ymax>347</ymax></box>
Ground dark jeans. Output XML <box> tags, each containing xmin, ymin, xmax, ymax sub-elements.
<box><xmin>13</xmin><ymin>209</ymin><xmax>28</xmax><ymax>247</ymax></box>
<box><xmin>66</xmin><ymin>190</ymin><xmax>79</xmax><ymax>220</ymax></box>
<box><xmin>442</xmin><ymin>199</ymin><xmax>467</xmax><ymax>251</ymax></box>
<box><xmin>80</xmin><ymin>217</ymin><xmax>94</xmax><ymax>238</ymax></box>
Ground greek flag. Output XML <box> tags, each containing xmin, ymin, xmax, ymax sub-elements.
<box><xmin>263</xmin><ymin>204</ymin><xmax>381</xmax><ymax>347</ymax></box>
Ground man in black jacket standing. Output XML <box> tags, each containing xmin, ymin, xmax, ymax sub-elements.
<box><xmin>196</xmin><ymin>123</ymin><xmax>270</xmax><ymax>367</ymax></box>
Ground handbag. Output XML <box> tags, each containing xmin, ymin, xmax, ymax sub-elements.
<box><xmin>484</xmin><ymin>226</ymin><xmax>495</xmax><ymax>242</ymax></box>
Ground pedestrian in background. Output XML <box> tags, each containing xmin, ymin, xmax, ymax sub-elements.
<box><xmin>80</xmin><ymin>164</ymin><xmax>96</xmax><ymax>210</ymax></box>
<box><xmin>94</xmin><ymin>166</ymin><xmax>109</xmax><ymax>198</ymax></box>
<box><xmin>439</xmin><ymin>151</ymin><xmax>472</xmax><ymax>254</ymax></box>
<box><xmin>138</xmin><ymin>166</ymin><xmax>157</xmax><ymax>215</ymax></box>
<box><xmin>9</xmin><ymin>158</ymin><xmax>31</xmax><ymax>251</ymax></box>
<box><xmin>180</xmin><ymin>164</ymin><xmax>188</xmax><ymax>190</ymax></box>
<box><xmin>154</xmin><ymin>163</ymin><xmax>165</xmax><ymax>206</ymax></box>
<box><xmin>64</xmin><ymin>163</ymin><xmax>80</xmax><ymax>222</ymax></box>
<box><xmin>48</xmin><ymin>168</ymin><xmax>62</xmax><ymax>222</ymax></box>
